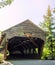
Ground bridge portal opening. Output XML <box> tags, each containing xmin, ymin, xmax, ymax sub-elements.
<box><xmin>7</xmin><ymin>36</ymin><xmax>44</xmax><ymax>59</ymax></box>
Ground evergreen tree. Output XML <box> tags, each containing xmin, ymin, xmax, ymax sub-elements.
<box><xmin>40</xmin><ymin>5</ymin><xmax>55</xmax><ymax>59</ymax></box>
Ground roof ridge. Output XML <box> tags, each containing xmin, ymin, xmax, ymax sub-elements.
<box><xmin>2</xmin><ymin>19</ymin><xmax>34</xmax><ymax>32</ymax></box>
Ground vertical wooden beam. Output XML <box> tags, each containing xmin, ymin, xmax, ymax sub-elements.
<box><xmin>29</xmin><ymin>48</ymin><xmax>31</xmax><ymax>54</ymax></box>
<box><xmin>25</xmin><ymin>48</ymin><xmax>27</xmax><ymax>54</ymax></box>
<box><xmin>38</xmin><ymin>47</ymin><xmax>41</xmax><ymax>59</ymax></box>
<box><xmin>33</xmin><ymin>48</ymin><xmax>34</xmax><ymax>54</ymax></box>
<box><xmin>4</xmin><ymin>39</ymin><xmax>8</xmax><ymax>60</ymax></box>
<box><xmin>38</xmin><ymin>43</ymin><xmax>44</xmax><ymax>59</ymax></box>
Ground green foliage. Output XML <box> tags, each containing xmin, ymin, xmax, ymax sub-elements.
<box><xmin>0</xmin><ymin>0</ymin><xmax>14</xmax><ymax>8</ymax></box>
<box><xmin>36</xmin><ymin>48</ymin><xmax>38</xmax><ymax>53</ymax></box>
<box><xmin>6</xmin><ymin>0</ymin><xmax>13</xmax><ymax>5</ymax></box>
<box><xmin>0</xmin><ymin>53</ymin><xmax>4</xmax><ymax>63</ymax></box>
<box><xmin>40</xmin><ymin>5</ymin><xmax>55</xmax><ymax>59</ymax></box>
<box><xmin>53</xmin><ymin>8</ymin><xmax>55</xmax><ymax>13</ymax></box>
<box><xmin>6</xmin><ymin>50</ymin><xmax>9</xmax><ymax>56</ymax></box>
<box><xmin>0</xmin><ymin>46</ymin><xmax>3</xmax><ymax>48</ymax></box>
<box><xmin>41</xmin><ymin>47</ymin><xmax>55</xmax><ymax>60</ymax></box>
<box><xmin>41</xmin><ymin>48</ymin><xmax>50</xmax><ymax>59</ymax></box>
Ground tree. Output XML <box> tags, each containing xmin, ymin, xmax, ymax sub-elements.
<box><xmin>40</xmin><ymin>5</ymin><xmax>55</xmax><ymax>59</ymax></box>
<box><xmin>0</xmin><ymin>0</ymin><xmax>14</xmax><ymax>8</ymax></box>
<box><xmin>0</xmin><ymin>0</ymin><xmax>13</xmax><ymax>60</ymax></box>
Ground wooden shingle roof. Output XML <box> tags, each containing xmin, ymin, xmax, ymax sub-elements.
<box><xmin>2</xmin><ymin>19</ymin><xmax>46</xmax><ymax>41</ymax></box>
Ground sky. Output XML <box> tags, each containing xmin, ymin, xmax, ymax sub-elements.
<box><xmin>0</xmin><ymin>0</ymin><xmax>55</xmax><ymax>31</ymax></box>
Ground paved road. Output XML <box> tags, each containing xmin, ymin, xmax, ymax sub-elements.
<box><xmin>10</xmin><ymin>60</ymin><xmax>55</xmax><ymax>65</ymax></box>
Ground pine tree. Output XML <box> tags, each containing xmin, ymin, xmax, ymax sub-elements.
<box><xmin>40</xmin><ymin>5</ymin><xmax>55</xmax><ymax>59</ymax></box>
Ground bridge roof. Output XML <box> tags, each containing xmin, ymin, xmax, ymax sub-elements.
<box><xmin>2</xmin><ymin>19</ymin><xmax>46</xmax><ymax>41</ymax></box>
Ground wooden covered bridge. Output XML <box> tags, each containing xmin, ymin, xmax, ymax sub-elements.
<box><xmin>1</xmin><ymin>19</ymin><xmax>46</xmax><ymax>59</ymax></box>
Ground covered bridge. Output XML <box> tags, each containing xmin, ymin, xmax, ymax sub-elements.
<box><xmin>2</xmin><ymin>19</ymin><xmax>46</xmax><ymax>59</ymax></box>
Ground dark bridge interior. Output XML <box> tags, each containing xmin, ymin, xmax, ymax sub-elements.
<box><xmin>7</xmin><ymin>36</ymin><xmax>44</xmax><ymax>59</ymax></box>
